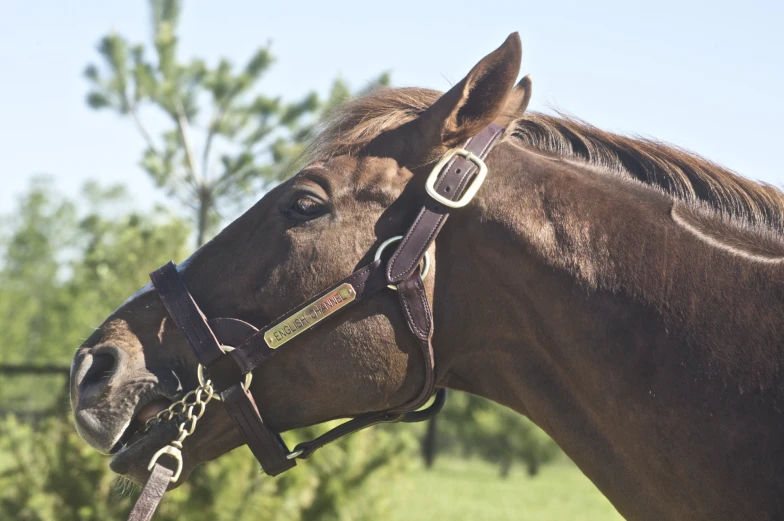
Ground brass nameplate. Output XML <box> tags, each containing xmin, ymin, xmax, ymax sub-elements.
<box><xmin>264</xmin><ymin>283</ymin><xmax>356</xmax><ymax>349</ymax></box>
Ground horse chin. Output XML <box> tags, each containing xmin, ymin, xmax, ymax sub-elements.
<box><xmin>109</xmin><ymin>420</ymin><xmax>195</xmax><ymax>488</ymax></box>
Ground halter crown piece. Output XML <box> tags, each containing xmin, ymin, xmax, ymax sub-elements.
<box><xmin>127</xmin><ymin>123</ymin><xmax>505</xmax><ymax>521</ymax></box>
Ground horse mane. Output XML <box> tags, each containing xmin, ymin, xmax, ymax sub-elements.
<box><xmin>308</xmin><ymin>87</ymin><xmax>784</xmax><ymax>229</ymax></box>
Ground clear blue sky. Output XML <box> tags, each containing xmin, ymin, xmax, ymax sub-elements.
<box><xmin>1</xmin><ymin>0</ymin><xmax>781</xmax><ymax>214</ymax></box>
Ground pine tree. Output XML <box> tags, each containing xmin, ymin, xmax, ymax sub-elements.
<box><xmin>85</xmin><ymin>0</ymin><xmax>388</xmax><ymax>246</ymax></box>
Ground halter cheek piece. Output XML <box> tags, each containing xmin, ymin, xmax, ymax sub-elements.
<box><xmin>127</xmin><ymin>123</ymin><xmax>505</xmax><ymax>521</ymax></box>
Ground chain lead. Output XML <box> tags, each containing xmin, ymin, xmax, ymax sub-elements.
<box><xmin>146</xmin><ymin>379</ymin><xmax>215</xmax><ymax>483</ymax></box>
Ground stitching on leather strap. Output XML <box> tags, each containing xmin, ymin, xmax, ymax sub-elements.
<box><xmin>386</xmin><ymin>205</ymin><xmax>429</xmax><ymax>280</ymax></box>
<box><xmin>415</xmin><ymin>276</ymin><xmax>433</xmax><ymax>336</ymax></box>
<box><xmin>247</xmin><ymin>348</ymin><xmax>273</xmax><ymax>371</ymax></box>
<box><xmin>406</xmin><ymin>214</ymin><xmax>444</xmax><ymax>278</ymax></box>
<box><xmin>400</xmin><ymin>288</ymin><xmax>426</xmax><ymax>340</ymax></box>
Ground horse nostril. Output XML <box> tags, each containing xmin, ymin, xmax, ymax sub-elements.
<box><xmin>82</xmin><ymin>353</ymin><xmax>117</xmax><ymax>388</ymax></box>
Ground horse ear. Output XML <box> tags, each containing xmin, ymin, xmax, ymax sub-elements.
<box><xmin>493</xmin><ymin>74</ymin><xmax>533</xmax><ymax>128</ymax></box>
<box><xmin>416</xmin><ymin>32</ymin><xmax>522</xmax><ymax>153</ymax></box>
<box><xmin>514</xmin><ymin>74</ymin><xmax>533</xmax><ymax>114</ymax></box>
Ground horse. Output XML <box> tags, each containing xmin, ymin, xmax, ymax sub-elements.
<box><xmin>70</xmin><ymin>32</ymin><xmax>784</xmax><ymax>521</ymax></box>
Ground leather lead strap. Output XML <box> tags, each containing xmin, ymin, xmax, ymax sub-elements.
<box><xmin>128</xmin><ymin>463</ymin><xmax>172</xmax><ymax>521</ymax></box>
<box><xmin>290</xmin><ymin>409</ymin><xmax>398</xmax><ymax>459</ymax></box>
<box><xmin>386</xmin><ymin>123</ymin><xmax>505</xmax><ymax>284</ymax></box>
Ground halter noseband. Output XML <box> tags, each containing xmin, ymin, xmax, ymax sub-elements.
<box><xmin>127</xmin><ymin>123</ymin><xmax>505</xmax><ymax>521</ymax></box>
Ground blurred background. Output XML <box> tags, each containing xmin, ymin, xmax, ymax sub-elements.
<box><xmin>0</xmin><ymin>1</ymin><xmax>780</xmax><ymax>520</ymax></box>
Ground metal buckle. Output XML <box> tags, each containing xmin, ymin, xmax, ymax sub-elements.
<box><xmin>374</xmin><ymin>236</ymin><xmax>430</xmax><ymax>290</ymax></box>
<box><xmin>148</xmin><ymin>443</ymin><xmax>184</xmax><ymax>483</ymax></box>
<box><xmin>196</xmin><ymin>345</ymin><xmax>253</xmax><ymax>401</ymax></box>
<box><xmin>425</xmin><ymin>148</ymin><xmax>488</xmax><ymax>209</ymax></box>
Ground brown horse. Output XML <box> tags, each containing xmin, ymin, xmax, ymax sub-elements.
<box><xmin>70</xmin><ymin>33</ymin><xmax>784</xmax><ymax>520</ymax></box>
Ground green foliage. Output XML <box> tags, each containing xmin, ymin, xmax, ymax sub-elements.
<box><xmin>0</xmin><ymin>178</ymin><xmax>189</xmax><ymax>415</ymax></box>
<box><xmin>0</xmin><ymin>415</ymin><xmax>124</xmax><ymax>521</ymax></box>
<box><xmin>0</xmin><ymin>413</ymin><xmax>413</xmax><ymax>521</ymax></box>
<box><xmin>439</xmin><ymin>393</ymin><xmax>561</xmax><ymax>477</ymax></box>
<box><xmin>0</xmin><ymin>178</ymin><xmax>77</xmax><ymax>366</ymax></box>
<box><xmin>84</xmin><ymin>0</ymin><xmax>388</xmax><ymax>245</ymax></box>
<box><xmin>0</xmin><ymin>178</ymin><xmax>189</xmax><ymax>368</ymax></box>
<box><xmin>0</xmin><ymin>414</ymin><xmax>414</xmax><ymax>521</ymax></box>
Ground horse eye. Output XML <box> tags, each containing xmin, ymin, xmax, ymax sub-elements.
<box><xmin>290</xmin><ymin>194</ymin><xmax>324</xmax><ymax>217</ymax></box>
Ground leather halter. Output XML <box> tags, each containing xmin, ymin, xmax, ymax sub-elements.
<box><xmin>127</xmin><ymin>123</ymin><xmax>505</xmax><ymax>521</ymax></box>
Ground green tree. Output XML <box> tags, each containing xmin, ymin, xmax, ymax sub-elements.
<box><xmin>0</xmin><ymin>177</ymin><xmax>77</xmax><ymax>366</ymax></box>
<box><xmin>84</xmin><ymin>0</ymin><xmax>388</xmax><ymax>246</ymax></box>
<box><xmin>0</xmin><ymin>413</ymin><xmax>413</xmax><ymax>521</ymax></box>
<box><xmin>0</xmin><ymin>178</ymin><xmax>189</xmax><ymax>415</ymax></box>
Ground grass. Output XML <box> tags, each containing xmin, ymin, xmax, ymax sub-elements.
<box><xmin>385</xmin><ymin>457</ymin><xmax>624</xmax><ymax>521</ymax></box>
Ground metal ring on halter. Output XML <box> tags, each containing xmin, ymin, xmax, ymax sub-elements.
<box><xmin>148</xmin><ymin>444</ymin><xmax>184</xmax><ymax>483</ymax></box>
<box><xmin>286</xmin><ymin>448</ymin><xmax>304</xmax><ymax>460</ymax></box>
<box><xmin>374</xmin><ymin>236</ymin><xmax>430</xmax><ymax>290</ymax></box>
<box><xmin>197</xmin><ymin>345</ymin><xmax>253</xmax><ymax>401</ymax></box>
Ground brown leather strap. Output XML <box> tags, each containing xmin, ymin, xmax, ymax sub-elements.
<box><xmin>128</xmin><ymin>463</ymin><xmax>172</xmax><ymax>521</ymax></box>
<box><xmin>138</xmin><ymin>123</ymin><xmax>505</xmax><ymax>517</ymax></box>
<box><xmin>290</xmin><ymin>388</ymin><xmax>446</xmax><ymax>459</ymax></box>
<box><xmin>204</xmin><ymin>263</ymin><xmax>430</xmax><ymax>470</ymax></box>
<box><xmin>390</xmin><ymin>272</ymin><xmax>436</xmax><ymax>412</ymax></box>
<box><xmin>150</xmin><ymin>266</ymin><xmax>294</xmax><ymax>478</ymax></box>
<box><xmin>220</xmin><ymin>384</ymin><xmax>296</xmax><ymax>476</ymax></box>
<box><xmin>146</xmin><ymin>261</ymin><xmax>391</xmax><ymax>482</ymax></box>
<box><xmin>290</xmin><ymin>409</ymin><xmax>399</xmax><ymax>459</ymax></box>
<box><xmin>232</xmin><ymin>258</ymin><xmax>388</xmax><ymax>374</ymax></box>
<box><xmin>204</xmin><ymin>318</ymin><xmax>296</xmax><ymax>475</ymax></box>
<box><xmin>289</xmin><ymin>273</ymin><xmax>436</xmax><ymax>459</ymax></box>
<box><xmin>150</xmin><ymin>262</ymin><xmax>224</xmax><ymax>366</ymax></box>
<box><xmin>205</xmin><ymin>318</ymin><xmax>257</xmax><ymax>391</ymax></box>
<box><xmin>386</xmin><ymin>123</ymin><xmax>505</xmax><ymax>284</ymax></box>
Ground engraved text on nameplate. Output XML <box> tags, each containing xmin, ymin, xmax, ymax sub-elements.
<box><xmin>264</xmin><ymin>283</ymin><xmax>356</xmax><ymax>349</ymax></box>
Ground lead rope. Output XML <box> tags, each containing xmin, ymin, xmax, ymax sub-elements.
<box><xmin>145</xmin><ymin>380</ymin><xmax>216</xmax><ymax>481</ymax></box>
<box><xmin>127</xmin><ymin>380</ymin><xmax>216</xmax><ymax>521</ymax></box>
<box><xmin>128</xmin><ymin>366</ymin><xmax>443</xmax><ymax>521</ymax></box>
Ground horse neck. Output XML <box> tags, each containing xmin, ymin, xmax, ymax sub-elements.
<box><xmin>430</xmin><ymin>141</ymin><xmax>784</xmax><ymax>521</ymax></box>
